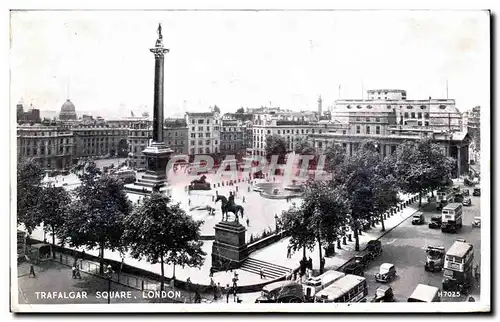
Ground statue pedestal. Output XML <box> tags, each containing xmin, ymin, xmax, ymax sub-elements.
<box><xmin>211</xmin><ymin>221</ymin><xmax>247</xmax><ymax>271</ymax></box>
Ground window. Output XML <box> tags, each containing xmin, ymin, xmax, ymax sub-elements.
<box><xmin>376</xmin><ymin>126</ymin><xmax>380</xmax><ymax>134</ymax></box>
<box><xmin>387</xmin><ymin>105</ymin><xmax>392</xmax><ymax>109</ymax></box>
<box><xmin>366</xmin><ymin>126</ymin><xmax>371</xmax><ymax>134</ymax></box>
<box><xmin>191</xmin><ymin>127</ymin><xmax>195</xmax><ymax>131</ymax></box>
<box><xmin>198</xmin><ymin>119</ymin><xmax>204</xmax><ymax>124</ymax></box>
<box><xmin>198</xmin><ymin>148</ymin><xmax>203</xmax><ymax>154</ymax></box>
<box><xmin>206</xmin><ymin>140</ymin><xmax>210</xmax><ymax>145</ymax></box>
<box><xmin>198</xmin><ymin>126</ymin><xmax>203</xmax><ymax>131</ymax></box>
<box><xmin>206</xmin><ymin>126</ymin><xmax>210</xmax><ymax>131</ymax></box>
<box><xmin>425</xmin><ymin>121</ymin><xmax>429</xmax><ymax>126</ymax></box>
<box><xmin>367</xmin><ymin>105</ymin><xmax>373</xmax><ymax>109</ymax></box>
<box><xmin>206</xmin><ymin>132</ymin><xmax>210</xmax><ymax>137</ymax></box>
<box><xmin>198</xmin><ymin>133</ymin><xmax>203</xmax><ymax>138</ymax></box>
<box><xmin>356</xmin><ymin>125</ymin><xmax>361</xmax><ymax>134</ymax></box>
<box><xmin>267</xmin><ymin>130</ymin><xmax>271</xmax><ymax>134</ymax></box>
<box><xmin>357</xmin><ymin>105</ymin><xmax>362</xmax><ymax>109</ymax></box>
<box><xmin>411</xmin><ymin>112</ymin><xmax>416</xmax><ymax>118</ymax></box>
<box><xmin>407</xmin><ymin>105</ymin><xmax>413</xmax><ymax>109</ymax></box>
<box><xmin>420</xmin><ymin>105</ymin><xmax>426</xmax><ymax>110</ymax></box>
<box><xmin>205</xmin><ymin>147</ymin><xmax>210</xmax><ymax>154</ymax></box>
<box><xmin>198</xmin><ymin>140</ymin><xmax>203</xmax><ymax>145</ymax></box>
<box><xmin>439</xmin><ymin>105</ymin><xmax>447</xmax><ymax>109</ymax></box>
<box><xmin>404</xmin><ymin>112</ymin><xmax>409</xmax><ymax>118</ymax></box>
<box><xmin>278</xmin><ymin>130</ymin><xmax>281</xmax><ymax>134</ymax></box>
<box><xmin>417</xmin><ymin>112</ymin><xmax>422</xmax><ymax>118</ymax></box>
<box><xmin>356</xmin><ymin>117</ymin><xmax>361</xmax><ymax>121</ymax></box>
<box><xmin>347</xmin><ymin>105</ymin><xmax>352</xmax><ymax>109</ymax></box>
<box><xmin>343</xmin><ymin>130</ymin><xmax>346</xmax><ymax>134</ymax></box>
<box><xmin>366</xmin><ymin>117</ymin><xmax>370</xmax><ymax>122</ymax></box>
<box><xmin>191</xmin><ymin>120</ymin><xmax>195</xmax><ymax>124</ymax></box>
<box><xmin>207</xmin><ymin>120</ymin><xmax>211</xmax><ymax>124</ymax></box>
<box><xmin>424</xmin><ymin>112</ymin><xmax>430</xmax><ymax>119</ymax></box>
<box><xmin>375</xmin><ymin>117</ymin><xmax>380</xmax><ymax>122</ymax></box>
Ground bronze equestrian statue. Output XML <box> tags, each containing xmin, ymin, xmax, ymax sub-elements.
<box><xmin>215</xmin><ymin>193</ymin><xmax>244</xmax><ymax>222</ymax></box>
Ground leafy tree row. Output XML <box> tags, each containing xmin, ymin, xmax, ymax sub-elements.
<box><xmin>281</xmin><ymin>137</ymin><xmax>456</xmax><ymax>274</ymax></box>
<box><xmin>17</xmin><ymin>160</ymin><xmax>205</xmax><ymax>291</ymax></box>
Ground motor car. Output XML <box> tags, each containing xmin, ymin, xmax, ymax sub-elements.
<box><xmin>464</xmin><ymin>178</ymin><xmax>475</xmax><ymax>187</ymax></box>
<box><xmin>462</xmin><ymin>197</ymin><xmax>471</xmax><ymax>206</ymax></box>
<box><xmin>428</xmin><ymin>216</ymin><xmax>442</xmax><ymax>229</ymax></box>
<box><xmin>424</xmin><ymin>246</ymin><xmax>445</xmax><ymax>272</ymax></box>
<box><xmin>372</xmin><ymin>285</ymin><xmax>395</xmax><ymax>302</ymax></box>
<box><xmin>366</xmin><ymin>240</ymin><xmax>382</xmax><ymax>258</ymax></box>
<box><xmin>343</xmin><ymin>262</ymin><xmax>364</xmax><ymax>277</ymax></box>
<box><xmin>375</xmin><ymin>263</ymin><xmax>397</xmax><ymax>283</ymax></box>
<box><xmin>354</xmin><ymin>251</ymin><xmax>372</xmax><ymax>268</ymax></box>
<box><xmin>473</xmin><ymin>188</ymin><xmax>481</xmax><ymax>196</ymax></box>
<box><xmin>255</xmin><ymin>281</ymin><xmax>304</xmax><ymax>303</ymax></box>
<box><xmin>462</xmin><ymin>189</ymin><xmax>470</xmax><ymax>196</ymax></box>
<box><xmin>454</xmin><ymin>194</ymin><xmax>464</xmax><ymax>203</ymax></box>
<box><xmin>412</xmin><ymin>212</ymin><xmax>425</xmax><ymax>225</ymax></box>
<box><xmin>472</xmin><ymin>217</ymin><xmax>481</xmax><ymax>228</ymax></box>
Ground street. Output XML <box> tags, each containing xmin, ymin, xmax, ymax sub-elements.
<box><xmin>363</xmin><ymin>190</ymin><xmax>481</xmax><ymax>302</ymax></box>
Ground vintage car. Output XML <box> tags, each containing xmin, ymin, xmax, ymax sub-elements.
<box><xmin>428</xmin><ymin>216</ymin><xmax>442</xmax><ymax>229</ymax></box>
<box><xmin>462</xmin><ymin>189</ymin><xmax>470</xmax><ymax>196</ymax></box>
<box><xmin>472</xmin><ymin>217</ymin><xmax>481</xmax><ymax>228</ymax></box>
<box><xmin>354</xmin><ymin>250</ymin><xmax>372</xmax><ymax>268</ymax></box>
<box><xmin>366</xmin><ymin>240</ymin><xmax>383</xmax><ymax>258</ymax></box>
<box><xmin>462</xmin><ymin>197</ymin><xmax>472</xmax><ymax>206</ymax></box>
<box><xmin>464</xmin><ymin>178</ymin><xmax>475</xmax><ymax>187</ymax></box>
<box><xmin>375</xmin><ymin>263</ymin><xmax>397</xmax><ymax>283</ymax></box>
<box><xmin>372</xmin><ymin>285</ymin><xmax>395</xmax><ymax>302</ymax></box>
<box><xmin>454</xmin><ymin>193</ymin><xmax>464</xmax><ymax>203</ymax></box>
<box><xmin>255</xmin><ymin>281</ymin><xmax>304</xmax><ymax>303</ymax></box>
<box><xmin>473</xmin><ymin>188</ymin><xmax>481</xmax><ymax>196</ymax></box>
<box><xmin>411</xmin><ymin>212</ymin><xmax>425</xmax><ymax>225</ymax></box>
<box><xmin>343</xmin><ymin>262</ymin><xmax>364</xmax><ymax>277</ymax></box>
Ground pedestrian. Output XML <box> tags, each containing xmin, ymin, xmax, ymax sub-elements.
<box><xmin>308</xmin><ymin>257</ymin><xmax>313</xmax><ymax>271</ymax></box>
<box><xmin>225</xmin><ymin>284</ymin><xmax>231</xmax><ymax>303</ymax></box>
<box><xmin>29</xmin><ymin>264</ymin><xmax>36</xmax><ymax>278</ymax></box>
<box><xmin>248</xmin><ymin>186</ymin><xmax>251</xmax><ymax>192</ymax></box>
<box><xmin>82</xmin><ymin>250</ymin><xmax>86</xmax><ymax>260</ymax></box>
<box><xmin>259</xmin><ymin>267</ymin><xmax>265</xmax><ymax>279</ymax></box>
<box><xmin>209</xmin><ymin>266</ymin><xmax>214</xmax><ymax>277</ymax></box>
<box><xmin>212</xmin><ymin>195</ymin><xmax>215</xmax><ymax>202</ymax></box>
<box><xmin>246</xmin><ymin>218</ymin><xmax>249</xmax><ymax>227</ymax></box>
<box><xmin>287</xmin><ymin>246</ymin><xmax>291</xmax><ymax>259</ymax></box>
<box><xmin>233</xmin><ymin>286</ymin><xmax>238</xmax><ymax>302</ymax></box>
<box><xmin>194</xmin><ymin>289</ymin><xmax>201</xmax><ymax>303</ymax></box>
<box><xmin>236</xmin><ymin>186</ymin><xmax>239</xmax><ymax>192</ymax></box>
<box><xmin>72</xmin><ymin>265</ymin><xmax>77</xmax><ymax>279</ymax></box>
<box><xmin>242</xmin><ymin>196</ymin><xmax>245</xmax><ymax>203</ymax></box>
<box><xmin>320</xmin><ymin>257</ymin><xmax>326</xmax><ymax>272</ymax></box>
<box><xmin>188</xmin><ymin>199</ymin><xmax>191</xmax><ymax>206</ymax></box>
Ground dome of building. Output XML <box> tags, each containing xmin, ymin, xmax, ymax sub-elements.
<box><xmin>59</xmin><ymin>99</ymin><xmax>77</xmax><ymax>120</ymax></box>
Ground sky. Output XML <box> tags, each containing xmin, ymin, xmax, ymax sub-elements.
<box><xmin>10</xmin><ymin>10</ymin><xmax>490</xmax><ymax>119</ymax></box>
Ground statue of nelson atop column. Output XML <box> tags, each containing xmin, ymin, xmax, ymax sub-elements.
<box><xmin>155</xmin><ymin>23</ymin><xmax>163</xmax><ymax>47</ymax></box>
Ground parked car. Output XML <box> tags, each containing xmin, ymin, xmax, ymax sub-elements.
<box><xmin>366</xmin><ymin>240</ymin><xmax>383</xmax><ymax>258</ymax></box>
<box><xmin>375</xmin><ymin>263</ymin><xmax>397</xmax><ymax>283</ymax></box>
<box><xmin>412</xmin><ymin>212</ymin><xmax>425</xmax><ymax>225</ymax></box>
<box><xmin>462</xmin><ymin>197</ymin><xmax>472</xmax><ymax>206</ymax></box>
<box><xmin>462</xmin><ymin>189</ymin><xmax>470</xmax><ymax>196</ymax></box>
<box><xmin>372</xmin><ymin>285</ymin><xmax>395</xmax><ymax>302</ymax></box>
<box><xmin>428</xmin><ymin>216</ymin><xmax>442</xmax><ymax>229</ymax></box>
<box><xmin>343</xmin><ymin>262</ymin><xmax>364</xmax><ymax>277</ymax></box>
<box><xmin>473</xmin><ymin>188</ymin><xmax>481</xmax><ymax>196</ymax></box>
<box><xmin>354</xmin><ymin>250</ymin><xmax>373</xmax><ymax>268</ymax></box>
<box><xmin>464</xmin><ymin>178</ymin><xmax>475</xmax><ymax>186</ymax></box>
<box><xmin>472</xmin><ymin>217</ymin><xmax>481</xmax><ymax>228</ymax></box>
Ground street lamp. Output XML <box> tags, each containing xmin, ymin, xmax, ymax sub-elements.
<box><xmin>274</xmin><ymin>214</ymin><xmax>279</xmax><ymax>232</ymax></box>
<box><xmin>104</xmin><ymin>264</ymin><xmax>113</xmax><ymax>304</ymax></box>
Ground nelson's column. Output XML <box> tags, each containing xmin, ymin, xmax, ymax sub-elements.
<box><xmin>134</xmin><ymin>24</ymin><xmax>173</xmax><ymax>193</ymax></box>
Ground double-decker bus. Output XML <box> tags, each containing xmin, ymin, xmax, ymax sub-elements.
<box><xmin>441</xmin><ymin>203</ymin><xmax>463</xmax><ymax>233</ymax></box>
<box><xmin>303</xmin><ymin>270</ymin><xmax>345</xmax><ymax>302</ymax></box>
<box><xmin>442</xmin><ymin>240</ymin><xmax>474</xmax><ymax>291</ymax></box>
<box><xmin>314</xmin><ymin>274</ymin><xmax>368</xmax><ymax>303</ymax></box>
<box><xmin>436</xmin><ymin>188</ymin><xmax>454</xmax><ymax>205</ymax></box>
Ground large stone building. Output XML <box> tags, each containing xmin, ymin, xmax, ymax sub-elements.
<box><xmin>16</xmin><ymin>103</ymin><xmax>41</xmax><ymax>124</ymax></box>
<box><xmin>58</xmin><ymin>99</ymin><xmax>78</xmax><ymax>121</ymax></box>
<box><xmin>72</xmin><ymin>124</ymin><xmax>129</xmax><ymax>159</ymax></box>
<box><xmin>17</xmin><ymin>123</ymin><xmax>74</xmax><ymax>169</ymax></box>
<box><xmin>185</xmin><ymin>111</ymin><xmax>221</xmax><ymax>156</ymax></box>
<box><xmin>311</xmin><ymin>89</ymin><xmax>469</xmax><ymax>177</ymax></box>
<box><xmin>220</xmin><ymin>116</ymin><xmax>245</xmax><ymax>157</ymax></box>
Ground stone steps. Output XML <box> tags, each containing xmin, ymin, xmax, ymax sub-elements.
<box><xmin>240</xmin><ymin>257</ymin><xmax>292</xmax><ymax>280</ymax></box>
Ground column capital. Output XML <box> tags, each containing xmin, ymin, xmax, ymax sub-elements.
<box><xmin>150</xmin><ymin>47</ymin><xmax>170</xmax><ymax>59</ymax></box>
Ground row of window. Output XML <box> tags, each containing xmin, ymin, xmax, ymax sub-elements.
<box><xmin>190</xmin><ymin>147</ymin><xmax>218</xmax><ymax>154</ymax></box>
<box><xmin>222</xmin><ymin>127</ymin><xmax>242</xmax><ymax>132</ymax></box>
<box><xmin>22</xmin><ymin>146</ymin><xmax>72</xmax><ymax>156</ymax></box>
<box><xmin>403</xmin><ymin>112</ymin><xmax>430</xmax><ymax>119</ymax></box>
<box><xmin>355</xmin><ymin>117</ymin><xmax>382</xmax><ymax>122</ymax></box>
<box><xmin>190</xmin><ymin>133</ymin><xmax>212</xmax><ymax>138</ymax></box>
<box><xmin>189</xmin><ymin>140</ymin><xmax>218</xmax><ymax>146</ymax></box>
<box><xmin>356</xmin><ymin>125</ymin><xmax>382</xmax><ymax>135</ymax></box>
<box><xmin>252</xmin><ymin>128</ymin><xmax>324</xmax><ymax>135</ymax></box>
<box><xmin>190</xmin><ymin>119</ymin><xmax>219</xmax><ymax>125</ymax></box>
<box><xmin>19</xmin><ymin>138</ymin><xmax>72</xmax><ymax>146</ymax></box>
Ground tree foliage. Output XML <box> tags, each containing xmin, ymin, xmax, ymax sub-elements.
<box><xmin>235</xmin><ymin>107</ymin><xmax>245</xmax><ymax>114</ymax></box>
<box><xmin>123</xmin><ymin>193</ymin><xmax>206</xmax><ymax>291</ymax></box>
<box><xmin>17</xmin><ymin>158</ymin><xmax>44</xmax><ymax>234</ymax></box>
<box><xmin>38</xmin><ymin>184</ymin><xmax>71</xmax><ymax>255</ymax></box>
<box><xmin>59</xmin><ymin>161</ymin><xmax>132</xmax><ymax>274</ymax></box>
<box><xmin>323</xmin><ymin>144</ymin><xmax>346</xmax><ymax>173</ymax></box>
<box><xmin>294</xmin><ymin>136</ymin><xmax>315</xmax><ymax>155</ymax></box>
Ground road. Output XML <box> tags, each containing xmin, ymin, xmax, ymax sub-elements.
<box><xmin>363</xmin><ymin>189</ymin><xmax>481</xmax><ymax>303</ymax></box>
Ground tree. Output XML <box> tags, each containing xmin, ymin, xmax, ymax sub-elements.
<box><xmin>323</xmin><ymin>144</ymin><xmax>346</xmax><ymax>173</ymax></box>
<box><xmin>265</xmin><ymin>134</ymin><xmax>288</xmax><ymax>164</ymax></box>
<box><xmin>213</xmin><ymin>105</ymin><xmax>221</xmax><ymax>114</ymax></box>
<box><xmin>38</xmin><ymin>184</ymin><xmax>71</xmax><ymax>257</ymax></box>
<box><xmin>123</xmin><ymin>193</ymin><xmax>206</xmax><ymax>291</ymax></box>
<box><xmin>372</xmin><ymin>156</ymin><xmax>400</xmax><ymax>232</ymax></box>
<box><xmin>235</xmin><ymin>107</ymin><xmax>245</xmax><ymax>114</ymax></box>
<box><xmin>330</xmin><ymin>140</ymin><xmax>381</xmax><ymax>251</ymax></box>
<box><xmin>294</xmin><ymin>136</ymin><xmax>315</xmax><ymax>155</ymax></box>
<box><xmin>60</xmin><ymin>161</ymin><xmax>132</xmax><ymax>274</ymax></box>
<box><xmin>17</xmin><ymin>158</ymin><xmax>44</xmax><ymax>234</ymax></box>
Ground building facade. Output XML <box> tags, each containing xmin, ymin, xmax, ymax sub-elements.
<box><xmin>16</xmin><ymin>103</ymin><xmax>41</xmax><ymax>124</ymax></box>
<box><xmin>17</xmin><ymin>123</ymin><xmax>74</xmax><ymax>169</ymax></box>
<box><xmin>58</xmin><ymin>99</ymin><xmax>78</xmax><ymax>121</ymax></box>
<box><xmin>72</xmin><ymin>124</ymin><xmax>129</xmax><ymax>159</ymax></box>
<box><xmin>185</xmin><ymin>111</ymin><xmax>221</xmax><ymax>156</ymax></box>
<box><xmin>220</xmin><ymin>117</ymin><xmax>245</xmax><ymax>157</ymax></box>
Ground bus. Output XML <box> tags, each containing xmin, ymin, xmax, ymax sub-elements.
<box><xmin>314</xmin><ymin>274</ymin><xmax>368</xmax><ymax>303</ymax></box>
<box><xmin>436</xmin><ymin>188</ymin><xmax>454</xmax><ymax>206</ymax></box>
<box><xmin>303</xmin><ymin>270</ymin><xmax>345</xmax><ymax>302</ymax></box>
<box><xmin>442</xmin><ymin>240</ymin><xmax>474</xmax><ymax>291</ymax></box>
<box><xmin>441</xmin><ymin>203</ymin><xmax>463</xmax><ymax>233</ymax></box>
<box><xmin>407</xmin><ymin>284</ymin><xmax>440</xmax><ymax>302</ymax></box>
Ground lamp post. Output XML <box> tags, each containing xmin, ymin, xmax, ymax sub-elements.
<box><xmin>274</xmin><ymin>214</ymin><xmax>279</xmax><ymax>232</ymax></box>
<box><xmin>104</xmin><ymin>264</ymin><xmax>113</xmax><ymax>304</ymax></box>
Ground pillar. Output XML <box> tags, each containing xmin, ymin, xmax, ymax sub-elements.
<box><xmin>457</xmin><ymin>145</ymin><xmax>461</xmax><ymax>178</ymax></box>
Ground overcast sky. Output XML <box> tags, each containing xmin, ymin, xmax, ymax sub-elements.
<box><xmin>10</xmin><ymin>10</ymin><xmax>489</xmax><ymax>118</ymax></box>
